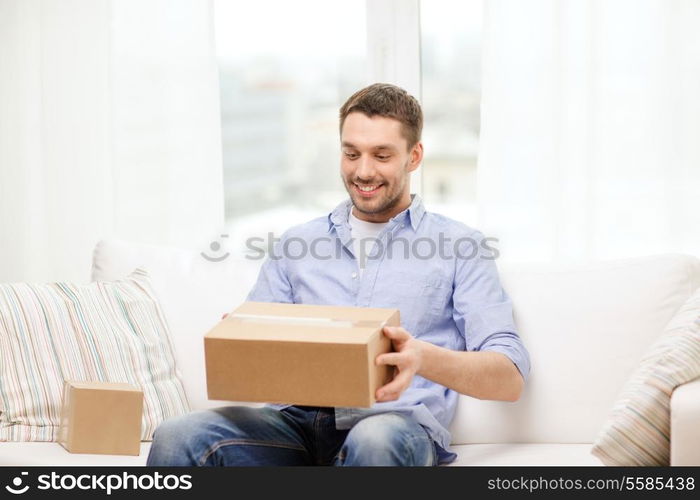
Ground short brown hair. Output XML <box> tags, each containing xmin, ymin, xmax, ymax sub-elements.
<box><xmin>339</xmin><ymin>83</ymin><xmax>423</xmax><ymax>149</ymax></box>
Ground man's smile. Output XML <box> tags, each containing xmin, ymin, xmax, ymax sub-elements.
<box><xmin>353</xmin><ymin>182</ymin><xmax>384</xmax><ymax>197</ymax></box>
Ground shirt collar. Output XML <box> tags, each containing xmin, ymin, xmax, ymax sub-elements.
<box><xmin>326</xmin><ymin>193</ymin><xmax>426</xmax><ymax>233</ymax></box>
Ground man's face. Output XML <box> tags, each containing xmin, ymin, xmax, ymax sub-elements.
<box><xmin>340</xmin><ymin>112</ymin><xmax>421</xmax><ymax>222</ymax></box>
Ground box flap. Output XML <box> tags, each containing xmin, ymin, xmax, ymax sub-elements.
<box><xmin>67</xmin><ymin>381</ymin><xmax>141</xmax><ymax>392</ymax></box>
<box><xmin>235</xmin><ymin>301</ymin><xmax>398</xmax><ymax>322</ymax></box>
<box><xmin>205</xmin><ymin>302</ymin><xmax>398</xmax><ymax>344</ymax></box>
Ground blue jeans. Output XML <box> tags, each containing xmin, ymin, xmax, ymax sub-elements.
<box><xmin>146</xmin><ymin>405</ymin><xmax>437</xmax><ymax>466</ymax></box>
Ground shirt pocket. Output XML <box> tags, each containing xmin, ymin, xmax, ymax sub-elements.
<box><xmin>417</xmin><ymin>276</ymin><xmax>452</xmax><ymax>331</ymax></box>
<box><xmin>392</xmin><ymin>271</ymin><xmax>452</xmax><ymax>335</ymax></box>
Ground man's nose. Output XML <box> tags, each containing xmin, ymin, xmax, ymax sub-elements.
<box><xmin>355</xmin><ymin>155</ymin><xmax>377</xmax><ymax>180</ymax></box>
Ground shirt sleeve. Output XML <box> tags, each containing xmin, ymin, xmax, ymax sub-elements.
<box><xmin>245</xmin><ymin>230</ymin><xmax>294</xmax><ymax>304</ymax></box>
<box><xmin>452</xmin><ymin>230</ymin><xmax>531</xmax><ymax>381</ymax></box>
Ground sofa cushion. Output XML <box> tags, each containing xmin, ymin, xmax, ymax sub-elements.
<box><xmin>0</xmin><ymin>269</ymin><xmax>190</xmax><ymax>441</ymax></box>
<box><xmin>0</xmin><ymin>442</ymin><xmax>152</xmax><ymax>466</ymax></box>
<box><xmin>0</xmin><ymin>441</ymin><xmax>602</xmax><ymax>466</ymax></box>
<box><xmin>449</xmin><ymin>443</ymin><xmax>603</xmax><ymax>466</ymax></box>
<box><xmin>591</xmin><ymin>286</ymin><xmax>700</xmax><ymax>465</ymax></box>
<box><xmin>449</xmin><ymin>254</ymin><xmax>700</xmax><ymax>445</ymax></box>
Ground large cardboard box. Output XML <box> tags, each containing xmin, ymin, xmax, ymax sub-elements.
<box><xmin>58</xmin><ymin>381</ymin><xmax>143</xmax><ymax>456</ymax></box>
<box><xmin>204</xmin><ymin>302</ymin><xmax>400</xmax><ymax>407</ymax></box>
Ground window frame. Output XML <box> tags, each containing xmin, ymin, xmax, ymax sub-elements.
<box><xmin>365</xmin><ymin>0</ymin><xmax>424</xmax><ymax>196</ymax></box>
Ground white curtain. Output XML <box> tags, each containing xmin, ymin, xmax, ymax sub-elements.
<box><xmin>477</xmin><ymin>0</ymin><xmax>700</xmax><ymax>263</ymax></box>
<box><xmin>0</xmin><ymin>0</ymin><xmax>224</xmax><ymax>282</ymax></box>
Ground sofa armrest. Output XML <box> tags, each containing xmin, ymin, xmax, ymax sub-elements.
<box><xmin>670</xmin><ymin>377</ymin><xmax>700</xmax><ymax>466</ymax></box>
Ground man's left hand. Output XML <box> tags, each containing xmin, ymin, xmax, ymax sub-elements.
<box><xmin>374</xmin><ymin>326</ymin><xmax>424</xmax><ymax>402</ymax></box>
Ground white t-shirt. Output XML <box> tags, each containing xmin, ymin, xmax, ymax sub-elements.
<box><xmin>348</xmin><ymin>208</ymin><xmax>389</xmax><ymax>278</ymax></box>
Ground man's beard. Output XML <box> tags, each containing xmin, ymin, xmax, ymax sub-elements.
<box><xmin>350</xmin><ymin>180</ymin><xmax>404</xmax><ymax>216</ymax></box>
<box><xmin>343</xmin><ymin>161</ymin><xmax>408</xmax><ymax>217</ymax></box>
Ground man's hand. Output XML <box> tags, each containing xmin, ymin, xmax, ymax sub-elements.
<box><xmin>374</xmin><ymin>326</ymin><xmax>425</xmax><ymax>402</ymax></box>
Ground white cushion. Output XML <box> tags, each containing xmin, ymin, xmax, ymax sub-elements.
<box><xmin>448</xmin><ymin>444</ymin><xmax>603</xmax><ymax>466</ymax></box>
<box><xmin>0</xmin><ymin>442</ymin><xmax>601</xmax><ymax>466</ymax></box>
<box><xmin>0</xmin><ymin>442</ymin><xmax>151</xmax><ymax>466</ymax></box>
<box><xmin>450</xmin><ymin>254</ymin><xmax>700</xmax><ymax>444</ymax></box>
<box><xmin>91</xmin><ymin>239</ymin><xmax>264</xmax><ymax>412</ymax></box>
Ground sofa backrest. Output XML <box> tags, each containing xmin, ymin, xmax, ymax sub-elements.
<box><xmin>92</xmin><ymin>239</ymin><xmax>264</xmax><ymax>412</ymax></box>
<box><xmin>450</xmin><ymin>254</ymin><xmax>700</xmax><ymax>444</ymax></box>
<box><xmin>92</xmin><ymin>240</ymin><xmax>700</xmax><ymax>444</ymax></box>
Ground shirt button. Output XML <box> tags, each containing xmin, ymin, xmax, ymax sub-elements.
<box><xmin>351</xmin><ymin>272</ymin><xmax>358</xmax><ymax>279</ymax></box>
<box><xmin>400</xmin><ymin>223</ymin><xmax>405</xmax><ymax>228</ymax></box>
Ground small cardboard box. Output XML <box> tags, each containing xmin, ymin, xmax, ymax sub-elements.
<box><xmin>58</xmin><ymin>381</ymin><xmax>143</xmax><ymax>456</ymax></box>
<box><xmin>204</xmin><ymin>301</ymin><xmax>400</xmax><ymax>407</ymax></box>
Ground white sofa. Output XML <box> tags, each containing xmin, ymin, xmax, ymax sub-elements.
<box><xmin>1</xmin><ymin>240</ymin><xmax>699</xmax><ymax>466</ymax></box>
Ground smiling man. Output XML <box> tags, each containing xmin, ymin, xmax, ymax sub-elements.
<box><xmin>147</xmin><ymin>83</ymin><xmax>530</xmax><ymax>466</ymax></box>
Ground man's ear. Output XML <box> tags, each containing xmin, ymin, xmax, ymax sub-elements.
<box><xmin>408</xmin><ymin>142</ymin><xmax>423</xmax><ymax>172</ymax></box>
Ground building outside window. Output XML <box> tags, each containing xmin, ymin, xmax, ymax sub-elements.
<box><xmin>214</xmin><ymin>0</ymin><xmax>482</xmax><ymax>256</ymax></box>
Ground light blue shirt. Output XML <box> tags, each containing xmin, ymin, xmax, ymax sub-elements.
<box><xmin>245</xmin><ymin>193</ymin><xmax>530</xmax><ymax>464</ymax></box>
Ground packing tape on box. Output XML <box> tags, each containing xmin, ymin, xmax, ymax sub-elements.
<box><xmin>227</xmin><ymin>313</ymin><xmax>387</xmax><ymax>329</ymax></box>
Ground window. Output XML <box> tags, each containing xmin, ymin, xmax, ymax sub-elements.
<box><xmin>421</xmin><ymin>0</ymin><xmax>483</xmax><ymax>224</ymax></box>
<box><xmin>214</xmin><ymin>0</ymin><xmax>366</xmax><ymax>254</ymax></box>
<box><xmin>214</xmin><ymin>0</ymin><xmax>482</xmax><ymax>255</ymax></box>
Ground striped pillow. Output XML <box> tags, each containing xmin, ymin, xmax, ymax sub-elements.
<box><xmin>0</xmin><ymin>269</ymin><xmax>190</xmax><ymax>442</ymax></box>
<box><xmin>591</xmin><ymin>286</ymin><xmax>700</xmax><ymax>465</ymax></box>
